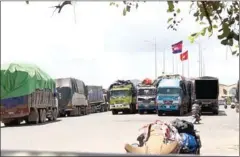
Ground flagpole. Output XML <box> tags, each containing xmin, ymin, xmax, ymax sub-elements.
<box><xmin>182</xmin><ymin>56</ymin><xmax>184</xmax><ymax>76</ymax></box>
<box><xmin>163</xmin><ymin>48</ymin><xmax>165</xmax><ymax>74</ymax></box>
<box><xmin>188</xmin><ymin>56</ymin><xmax>190</xmax><ymax>77</ymax></box>
<box><xmin>172</xmin><ymin>54</ymin><xmax>174</xmax><ymax>74</ymax></box>
<box><xmin>176</xmin><ymin>55</ymin><xmax>178</xmax><ymax>74</ymax></box>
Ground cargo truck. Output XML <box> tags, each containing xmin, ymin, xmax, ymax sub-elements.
<box><xmin>56</xmin><ymin>78</ymin><xmax>88</xmax><ymax>117</ymax></box>
<box><xmin>194</xmin><ymin>76</ymin><xmax>219</xmax><ymax>115</ymax></box>
<box><xmin>87</xmin><ymin>86</ymin><xmax>108</xmax><ymax>113</ymax></box>
<box><xmin>108</xmin><ymin>80</ymin><xmax>138</xmax><ymax>115</ymax></box>
<box><xmin>136</xmin><ymin>79</ymin><xmax>157</xmax><ymax>114</ymax></box>
<box><xmin>0</xmin><ymin>63</ymin><xmax>58</xmax><ymax>126</ymax></box>
<box><xmin>156</xmin><ymin>78</ymin><xmax>189</xmax><ymax>116</ymax></box>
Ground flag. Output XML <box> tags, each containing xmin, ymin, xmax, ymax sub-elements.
<box><xmin>180</xmin><ymin>50</ymin><xmax>188</xmax><ymax>61</ymax></box>
<box><xmin>172</xmin><ymin>41</ymin><xmax>183</xmax><ymax>54</ymax></box>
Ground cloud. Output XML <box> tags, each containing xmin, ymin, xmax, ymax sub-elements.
<box><xmin>1</xmin><ymin>1</ymin><xmax>239</xmax><ymax>88</ymax></box>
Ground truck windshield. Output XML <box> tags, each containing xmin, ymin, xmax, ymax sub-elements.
<box><xmin>138</xmin><ymin>89</ymin><xmax>156</xmax><ymax>96</ymax></box>
<box><xmin>158</xmin><ymin>88</ymin><xmax>180</xmax><ymax>95</ymax></box>
<box><xmin>110</xmin><ymin>90</ymin><xmax>129</xmax><ymax>97</ymax></box>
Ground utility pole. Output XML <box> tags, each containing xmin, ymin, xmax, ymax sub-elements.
<box><xmin>198</xmin><ymin>43</ymin><xmax>201</xmax><ymax>77</ymax></box>
<box><xmin>154</xmin><ymin>37</ymin><xmax>157</xmax><ymax>79</ymax></box>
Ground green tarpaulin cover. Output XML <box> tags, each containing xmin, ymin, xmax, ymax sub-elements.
<box><xmin>1</xmin><ymin>63</ymin><xmax>56</xmax><ymax>99</ymax></box>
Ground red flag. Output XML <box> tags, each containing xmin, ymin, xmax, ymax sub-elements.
<box><xmin>180</xmin><ymin>51</ymin><xmax>188</xmax><ymax>61</ymax></box>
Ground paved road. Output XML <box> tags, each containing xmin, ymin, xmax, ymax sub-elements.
<box><xmin>1</xmin><ymin>106</ymin><xmax>239</xmax><ymax>155</ymax></box>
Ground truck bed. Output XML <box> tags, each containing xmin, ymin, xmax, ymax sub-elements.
<box><xmin>87</xmin><ymin>86</ymin><xmax>104</xmax><ymax>104</ymax></box>
<box><xmin>195</xmin><ymin>79</ymin><xmax>219</xmax><ymax>99</ymax></box>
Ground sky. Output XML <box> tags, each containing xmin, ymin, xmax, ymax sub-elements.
<box><xmin>2</xmin><ymin>1</ymin><xmax>239</xmax><ymax>88</ymax></box>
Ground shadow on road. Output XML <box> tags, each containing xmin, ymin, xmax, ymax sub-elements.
<box><xmin>1</xmin><ymin>119</ymin><xmax>61</xmax><ymax>129</ymax></box>
<box><xmin>201</xmin><ymin>110</ymin><xmax>227</xmax><ymax>116</ymax></box>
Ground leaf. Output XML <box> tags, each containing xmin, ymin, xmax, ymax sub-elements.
<box><xmin>201</xmin><ymin>27</ymin><xmax>207</xmax><ymax>36</ymax></box>
<box><xmin>167</xmin><ymin>18</ymin><xmax>173</xmax><ymax>23</ymax></box>
<box><xmin>177</xmin><ymin>8</ymin><xmax>180</xmax><ymax>13</ymax></box>
<box><xmin>221</xmin><ymin>39</ymin><xmax>228</xmax><ymax>45</ymax></box>
<box><xmin>208</xmin><ymin>27</ymin><xmax>212</xmax><ymax>33</ymax></box>
<box><xmin>167</xmin><ymin>1</ymin><xmax>175</xmax><ymax>12</ymax></box>
<box><xmin>188</xmin><ymin>35</ymin><xmax>196</xmax><ymax>43</ymax></box>
<box><xmin>190</xmin><ymin>33</ymin><xmax>198</xmax><ymax>37</ymax></box>
<box><xmin>123</xmin><ymin>8</ymin><xmax>126</xmax><ymax>16</ymax></box>
<box><xmin>136</xmin><ymin>3</ymin><xmax>139</xmax><ymax>9</ymax></box>
<box><xmin>109</xmin><ymin>2</ymin><xmax>114</xmax><ymax>6</ymax></box>
<box><xmin>228</xmin><ymin>38</ymin><xmax>233</xmax><ymax>46</ymax></box>
<box><xmin>232</xmin><ymin>50</ymin><xmax>237</xmax><ymax>55</ymax></box>
<box><xmin>199</xmin><ymin>22</ymin><xmax>206</xmax><ymax>25</ymax></box>
<box><xmin>218</xmin><ymin>22</ymin><xmax>230</xmax><ymax>39</ymax></box>
<box><xmin>126</xmin><ymin>5</ymin><xmax>131</xmax><ymax>12</ymax></box>
<box><xmin>212</xmin><ymin>25</ymin><xmax>218</xmax><ymax>29</ymax></box>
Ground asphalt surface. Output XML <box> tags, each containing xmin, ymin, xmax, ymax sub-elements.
<box><xmin>1</xmin><ymin>106</ymin><xmax>239</xmax><ymax>155</ymax></box>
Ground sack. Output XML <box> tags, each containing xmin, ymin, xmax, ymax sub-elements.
<box><xmin>180</xmin><ymin>133</ymin><xmax>200</xmax><ymax>153</ymax></box>
<box><xmin>171</xmin><ymin>119</ymin><xmax>195</xmax><ymax>136</ymax></box>
<box><xmin>125</xmin><ymin>120</ymin><xmax>181</xmax><ymax>154</ymax></box>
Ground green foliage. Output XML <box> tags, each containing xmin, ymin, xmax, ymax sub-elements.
<box><xmin>109</xmin><ymin>1</ymin><xmax>239</xmax><ymax>56</ymax></box>
<box><xmin>26</xmin><ymin>1</ymin><xmax>239</xmax><ymax>56</ymax></box>
<box><xmin>168</xmin><ymin>1</ymin><xmax>239</xmax><ymax>56</ymax></box>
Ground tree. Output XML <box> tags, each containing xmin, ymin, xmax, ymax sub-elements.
<box><xmin>26</xmin><ymin>1</ymin><xmax>239</xmax><ymax>56</ymax></box>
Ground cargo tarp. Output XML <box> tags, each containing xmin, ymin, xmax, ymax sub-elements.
<box><xmin>1</xmin><ymin>63</ymin><xmax>56</xmax><ymax>99</ymax></box>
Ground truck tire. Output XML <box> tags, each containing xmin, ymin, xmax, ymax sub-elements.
<box><xmin>138</xmin><ymin>110</ymin><xmax>144</xmax><ymax>115</ymax></box>
<box><xmin>157</xmin><ymin>110</ymin><xmax>163</xmax><ymax>116</ymax></box>
<box><xmin>3</xmin><ymin>120</ymin><xmax>20</xmax><ymax>127</ymax></box>
<box><xmin>53</xmin><ymin>108</ymin><xmax>58</xmax><ymax>121</ymax></box>
<box><xmin>28</xmin><ymin>108</ymin><xmax>39</xmax><ymax>124</ymax></box>
<box><xmin>112</xmin><ymin>110</ymin><xmax>118</xmax><ymax>115</ymax></box>
<box><xmin>177</xmin><ymin>108</ymin><xmax>184</xmax><ymax>116</ymax></box>
<box><xmin>39</xmin><ymin>109</ymin><xmax>45</xmax><ymax>123</ymax></box>
<box><xmin>212</xmin><ymin>110</ymin><xmax>219</xmax><ymax>115</ymax></box>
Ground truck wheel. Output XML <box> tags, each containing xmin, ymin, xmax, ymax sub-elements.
<box><xmin>42</xmin><ymin>109</ymin><xmax>47</xmax><ymax>123</ymax></box>
<box><xmin>28</xmin><ymin>108</ymin><xmax>39</xmax><ymax>124</ymax></box>
<box><xmin>212</xmin><ymin>110</ymin><xmax>219</xmax><ymax>115</ymax></box>
<box><xmin>157</xmin><ymin>110</ymin><xmax>163</xmax><ymax>116</ymax></box>
<box><xmin>53</xmin><ymin>108</ymin><xmax>58</xmax><ymax>121</ymax></box>
<box><xmin>77</xmin><ymin>107</ymin><xmax>81</xmax><ymax>116</ymax></box>
<box><xmin>112</xmin><ymin>110</ymin><xmax>118</xmax><ymax>115</ymax></box>
<box><xmin>138</xmin><ymin>110</ymin><xmax>144</xmax><ymax>115</ymax></box>
<box><xmin>3</xmin><ymin>120</ymin><xmax>20</xmax><ymax>127</ymax></box>
<box><xmin>177</xmin><ymin>108</ymin><xmax>184</xmax><ymax>116</ymax></box>
<box><xmin>39</xmin><ymin>109</ymin><xmax>44</xmax><ymax>123</ymax></box>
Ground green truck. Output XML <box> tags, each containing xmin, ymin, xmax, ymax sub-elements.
<box><xmin>108</xmin><ymin>80</ymin><xmax>139</xmax><ymax>115</ymax></box>
<box><xmin>0</xmin><ymin>63</ymin><xmax>58</xmax><ymax>126</ymax></box>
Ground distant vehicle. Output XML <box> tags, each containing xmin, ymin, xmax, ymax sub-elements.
<box><xmin>218</xmin><ymin>99</ymin><xmax>226</xmax><ymax>105</ymax></box>
<box><xmin>136</xmin><ymin>81</ymin><xmax>157</xmax><ymax>114</ymax></box>
<box><xmin>87</xmin><ymin>85</ymin><xmax>108</xmax><ymax>113</ymax></box>
<box><xmin>230</xmin><ymin>102</ymin><xmax>235</xmax><ymax>109</ymax></box>
<box><xmin>194</xmin><ymin>76</ymin><xmax>219</xmax><ymax>115</ymax></box>
<box><xmin>108</xmin><ymin>80</ymin><xmax>138</xmax><ymax>115</ymax></box>
<box><xmin>1</xmin><ymin>63</ymin><xmax>58</xmax><ymax>126</ymax></box>
<box><xmin>55</xmin><ymin>78</ymin><xmax>88</xmax><ymax>117</ymax></box>
<box><xmin>236</xmin><ymin>80</ymin><xmax>239</xmax><ymax>103</ymax></box>
<box><xmin>156</xmin><ymin>78</ymin><xmax>189</xmax><ymax>116</ymax></box>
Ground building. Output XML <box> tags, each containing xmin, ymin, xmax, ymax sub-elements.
<box><xmin>219</xmin><ymin>83</ymin><xmax>238</xmax><ymax>99</ymax></box>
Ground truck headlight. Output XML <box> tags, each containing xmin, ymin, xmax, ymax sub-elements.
<box><xmin>178</xmin><ymin>97</ymin><xmax>181</xmax><ymax>104</ymax></box>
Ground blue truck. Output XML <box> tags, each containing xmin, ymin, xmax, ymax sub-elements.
<box><xmin>156</xmin><ymin>78</ymin><xmax>189</xmax><ymax>116</ymax></box>
<box><xmin>87</xmin><ymin>86</ymin><xmax>108</xmax><ymax>113</ymax></box>
<box><xmin>136</xmin><ymin>84</ymin><xmax>157</xmax><ymax>114</ymax></box>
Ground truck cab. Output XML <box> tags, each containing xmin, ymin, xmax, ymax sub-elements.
<box><xmin>156</xmin><ymin>79</ymin><xmax>189</xmax><ymax>116</ymax></box>
<box><xmin>136</xmin><ymin>85</ymin><xmax>157</xmax><ymax>114</ymax></box>
<box><xmin>109</xmin><ymin>84</ymin><xmax>136</xmax><ymax>114</ymax></box>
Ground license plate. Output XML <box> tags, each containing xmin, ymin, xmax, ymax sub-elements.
<box><xmin>166</xmin><ymin>105</ymin><xmax>170</xmax><ymax>108</ymax></box>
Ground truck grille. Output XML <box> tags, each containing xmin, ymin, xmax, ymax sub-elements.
<box><xmin>164</xmin><ymin>100</ymin><xmax>173</xmax><ymax>104</ymax></box>
<box><xmin>115</xmin><ymin>100</ymin><xmax>124</xmax><ymax>104</ymax></box>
